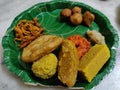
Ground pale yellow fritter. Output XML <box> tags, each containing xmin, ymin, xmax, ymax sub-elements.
<box><xmin>86</xmin><ymin>30</ymin><xmax>106</xmax><ymax>44</ymax></box>
<box><xmin>22</xmin><ymin>35</ymin><xmax>63</xmax><ymax>62</ymax></box>
<box><xmin>58</xmin><ymin>39</ymin><xmax>79</xmax><ymax>87</ymax></box>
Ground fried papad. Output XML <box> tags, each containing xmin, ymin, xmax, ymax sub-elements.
<box><xmin>22</xmin><ymin>35</ymin><xmax>63</xmax><ymax>62</ymax></box>
<box><xmin>58</xmin><ymin>39</ymin><xmax>79</xmax><ymax>87</ymax></box>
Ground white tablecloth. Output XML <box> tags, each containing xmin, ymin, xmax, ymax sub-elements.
<box><xmin>0</xmin><ymin>0</ymin><xmax>120</xmax><ymax>90</ymax></box>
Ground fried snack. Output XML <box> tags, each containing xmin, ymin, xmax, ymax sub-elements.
<box><xmin>22</xmin><ymin>35</ymin><xmax>63</xmax><ymax>62</ymax></box>
<box><xmin>78</xmin><ymin>44</ymin><xmax>110</xmax><ymax>82</ymax></box>
<box><xmin>58</xmin><ymin>39</ymin><xmax>79</xmax><ymax>87</ymax></box>
<box><xmin>72</xmin><ymin>6</ymin><xmax>82</xmax><ymax>14</ymax></box>
<box><xmin>60</xmin><ymin>8</ymin><xmax>72</xmax><ymax>21</ymax></box>
<box><xmin>83</xmin><ymin>11</ymin><xmax>95</xmax><ymax>26</ymax></box>
<box><xmin>86</xmin><ymin>30</ymin><xmax>106</xmax><ymax>44</ymax></box>
<box><xmin>70</xmin><ymin>13</ymin><xmax>83</xmax><ymax>25</ymax></box>
<box><xmin>32</xmin><ymin>53</ymin><xmax>58</xmax><ymax>79</ymax></box>
<box><xmin>14</xmin><ymin>18</ymin><xmax>44</xmax><ymax>48</ymax></box>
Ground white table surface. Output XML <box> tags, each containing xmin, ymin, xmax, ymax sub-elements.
<box><xmin>0</xmin><ymin>0</ymin><xmax>120</xmax><ymax>90</ymax></box>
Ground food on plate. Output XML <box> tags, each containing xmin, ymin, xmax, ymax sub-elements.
<box><xmin>32</xmin><ymin>53</ymin><xmax>58</xmax><ymax>79</ymax></box>
<box><xmin>58</xmin><ymin>39</ymin><xmax>79</xmax><ymax>87</ymax></box>
<box><xmin>60</xmin><ymin>8</ymin><xmax>72</xmax><ymax>21</ymax></box>
<box><xmin>60</xmin><ymin>7</ymin><xmax>96</xmax><ymax>27</ymax></box>
<box><xmin>86</xmin><ymin>30</ymin><xmax>106</xmax><ymax>44</ymax></box>
<box><xmin>78</xmin><ymin>44</ymin><xmax>110</xmax><ymax>82</ymax></box>
<box><xmin>14</xmin><ymin>18</ymin><xmax>44</xmax><ymax>48</ymax></box>
<box><xmin>83</xmin><ymin>11</ymin><xmax>95</xmax><ymax>26</ymax></box>
<box><xmin>70</xmin><ymin>13</ymin><xmax>83</xmax><ymax>25</ymax></box>
<box><xmin>22</xmin><ymin>35</ymin><xmax>63</xmax><ymax>62</ymax></box>
<box><xmin>72</xmin><ymin>6</ymin><xmax>82</xmax><ymax>14</ymax></box>
<box><xmin>67</xmin><ymin>35</ymin><xmax>91</xmax><ymax>59</ymax></box>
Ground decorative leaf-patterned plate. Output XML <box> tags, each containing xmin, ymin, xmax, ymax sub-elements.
<box><xmin>2</xmin><ymin>1</ymin><xmax>119</xmax><ymax>90</ymax></box>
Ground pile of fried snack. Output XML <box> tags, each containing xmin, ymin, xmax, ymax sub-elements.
<box><xmin>60</xmin><ymin>6</ymin><xmax>95</xmax><ymax>26</ymax></box>
<box><xmin>14</xmin><ymin>7</ymin><xmax>110</xmax><ymax>87</ymax></box>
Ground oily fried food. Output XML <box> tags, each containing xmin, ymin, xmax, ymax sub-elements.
<box><xmin>60</xmin><ymin>8</ymin><xmax>72</xmax><ymax>21</ymax></box>
<box><xmin>58</xmin><ymin>39</ymin><xmax>79</xmax><ymax>87</ymax></box>
<box><xmin>72</xmin><ymin>6</ymin><xmax>82</xmax><ymax>14</ymax></box>
<box><xmin>14</xmin><ymin>18</ymin><xmax>44</xmax><ymax>48</ymax></box>
<box><xmin>83</xmin><ymin>11</ymin><xmax>95</xmax><ymax>26</ymax></box>
<box><xmin>22</xmin><ymin>35</ymin><xmax>63</xmax><ymax>63</ymax></box>
<box><xmin>32</xmin><ymin>53</ymin><xmax>58</xmax><ymax>79</ymax></box>
<box><xmin>70</xmin><ymin>13</ymin><xmax>83</xmax><ymax>25</ymax></box>
<box><xmin>86</xmin><ymin>30</ymin><xmax>106</xmax><ymax>44</ymax></box>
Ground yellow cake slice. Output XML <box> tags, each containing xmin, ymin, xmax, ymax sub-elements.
<box><xmin>78</xmin><ymin>44</ymin><xmax>110</xmax><ymax>82</ymax></box>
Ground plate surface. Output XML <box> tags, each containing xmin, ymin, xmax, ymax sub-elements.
<box><xmin>2</xmin><ymin>1</ymin><xmax>119</xmax><ymax>90</ymax></box>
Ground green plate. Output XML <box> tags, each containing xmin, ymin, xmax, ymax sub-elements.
<box><xmin>2</xmin><ymin>0</ymin><xmax>119</xmax><ymax>90</ymax></box>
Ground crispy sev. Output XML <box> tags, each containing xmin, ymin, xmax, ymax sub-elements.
<box><xmin>14</xmin><ymin>18</ymin><xmax>44</xmax><ymax>48</ymax></box>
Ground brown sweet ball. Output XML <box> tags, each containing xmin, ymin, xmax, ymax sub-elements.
<box><xmin>60</xmin><ymin>8</ymin><xmax>72</xmax><ymax>20</ymax></box>
<box><xmin>83</xmin><ymin>11</ymin><xmax>95</xmax><ymax>27</ymax></box>
<box><xmin>70</xmin><ymin>13</ymin><xmax>83</xmax><ymax>25</ymax></box>
<box><xmin>72</xmin><ymin>6</ymin><xmax>82</xmax><ymax>14</ymax></box>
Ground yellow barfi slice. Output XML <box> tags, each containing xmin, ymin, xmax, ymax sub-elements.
<box><xmin>78</xmin><ymin>44</ymin><xmax>110</xmax><ymax>82</ymax></box>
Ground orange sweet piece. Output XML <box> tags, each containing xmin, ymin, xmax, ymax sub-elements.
<box><xmin>67</xmin><ymin>35</ymin><xmax>91</xmax><ymax>59</ymax></box>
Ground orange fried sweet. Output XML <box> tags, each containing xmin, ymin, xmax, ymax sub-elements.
<box><xmin>67</xmin><ymin>35</ymin><xmax>91</xmax><ymax>59</ymax></box>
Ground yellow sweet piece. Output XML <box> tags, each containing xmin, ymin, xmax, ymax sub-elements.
<box><xmin>78</xmin><ymin>44</ymin><xmax>110</xmax><ymax>82</ymax></box>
